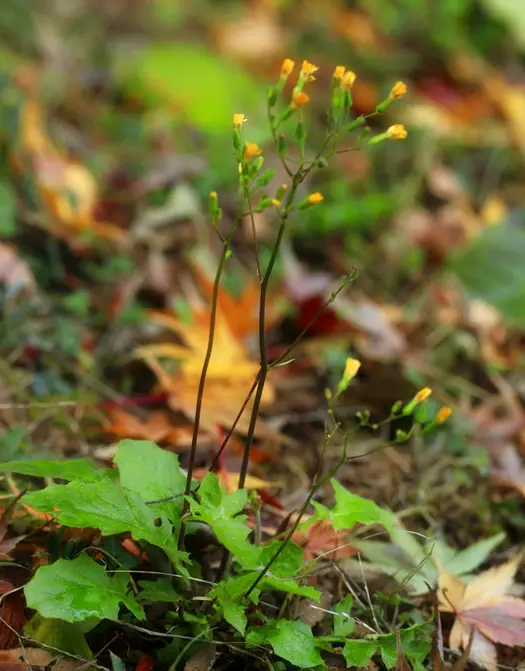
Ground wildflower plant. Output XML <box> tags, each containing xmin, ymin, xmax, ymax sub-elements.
<box><xmin>4</xmin><ymin>60</ymin><xmax>452</xmax><ymax>670</ymax></box>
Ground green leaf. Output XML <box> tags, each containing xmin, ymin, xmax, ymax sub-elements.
<box><xmin>331</xmin><ymin>479</ymin><xmax>394</xmax><ymax>531</ymax></box>
<box><xmin>23</xmin><ymin>479</ymin><xmax>189</xmax><ymax>568</ymax></box>
<box><xmin>62</xmin><ymin>291</ymin><xmax>91</xmax><ymax>317</ymax></box>
<box><xmin>445</xmin><ymin>532</ymin><xmax>506</xmax><ymax>576</ymax></box>
<box><xmin>25</xmin><ymin>555</ymin><xmax>144</xmax><ymax>623</ymax></box>
<box><xmin>24</xmin><ymin>613</ymin><xmax>92</xmax><ymax>658</ymax></box>
<box><xmin>0</xmin><ymin>458</ymin><xmax>108</xmax><ymax>481</ymax></box>
<box><xmin>137</xmin><ymin>578</ymin><xmax>180</xmax><ymax>603</ymax></box>
<box><xmin>479</xmin><ymin>0</ymin><xmax>525</xmax><ymax>51</ymax></box>
<box><xmin>260</xmin><ymin>540</ymin><xmax>303</xmax><ymax>578</ymax></box>
<box><xmin>214</xmin><ymin>582</ymin><xmax>248</xmax><ymax>635</ymax></box>
<box><xmin>262</xmin><ymin>576</ymin><xmax>321</xmax><ymax>601</ymax></box>
<box><xmin>449</xmin><ymin>224</ymin><xmax>525</xmax><ymax>324</ymax></box>
<box><xmin>334</xmin><ymin>595</ymin><xmax>354</xmax><ymax>637</ymax></box>
<box><xmin>110</xmin><ymin>652</ymin><xmax>126</xmax><ymax>671</ymax></box>
<box><xmin>0</xmin><ymin>181</ymin><xmax>16</xmax><ymax>237</ymax></box>
<box><xmin>190</xmin><ymin>473</ymin><xmax>260</xmax><ymax>568</ymax></box>
<box><xmin>373</xmin><ymin>622</ymin><xmax>431</xmax><ymax>670</ymax></box>
<box><xmin>342</xmin><ymin>640</ymin><xmax>378</xmax><ymax>667</ymax></box>
<box><xmin>247</xmin><ymin>620</ymin><xmax>324</xmax><ymax>668</ymax></box>
<box><xmin>119</xmin><ymin>43</ymin><xmax>268</xmax><ymax>139</ymax></box>
<box><xmin>113</xmin><ymin>439</ymin><xmax>186</xmax><ymax>525</ymax></box>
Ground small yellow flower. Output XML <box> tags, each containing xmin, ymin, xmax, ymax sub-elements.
<box><xmin>281</xmin><ymin>58</ymin><xmax>295</xmax><ymax>79</ymax></box>
<box><xmin>340</xmin><ymin>71</ymin><xmax>356</xmax><ymax>92</ymax></box>
<box><xmin>307</xmin><ymin>192</ymin><xmax>324</xmax><ymax>205</ymax></box>
<box><xmin>292</xmin><ymin>90</ymin><xmax>310</xmax><ymax>108</ymax></box>
<box><xmin>244</xmin><ymin>142</ymin><xmax>262</xmax><ymax>160</ymax></box>
<box><xmin>209</xmin><ymin>191</ymin><xmax>217</xmax><ymax>199</ymax></box>
<box><xmin>300</xmin><ymin>60</ymin><xmax>319</xmax><ymax>81</ymax></box>
<box><xmin>343</xmin><ymin>357</ymin><xmax>361</xmax><ymax>382</ymax></box>
<box><xmin>386</xmin><ymin>124</ymin><xmax>408</xmax><ymax>140</ymax></box>
<box><xmin>436</xmin><ymin>407</ymin><xmax>452</xmax><ymax>424</ymax></box>
<box><xmin>271</xmin><ymin>199</ymin><xmax>281</xmax><ymax>207</ymax></box>
<box><xmin>389</xmin><ymin>81</ymin><xmax>408</xmax><ymax>100</ymax></box>
<box><xmin>333</xmin><ymin>65</ymin><xmax>346</xmax><ymax>80</ymax></box>
<box><xmin>233</xmin><ymin>113</ymin><xmax>246</xmax><ymax>128</ymax></box>
<box><xmin>414</xmin><ymin>387</ymin><xmax>432</xmax><ymax>403</ymax></box>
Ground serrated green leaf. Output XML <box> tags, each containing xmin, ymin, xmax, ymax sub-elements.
<box><xmin>331</xmin><ymin>479</ymin><xmax>394</xmax><ymax>531</ymax></box>
<box><xmin>374</xmin><ymin>622</ymin><xmax>431</xmax><ymax>670</ymax></box>
<box><xmin>24</xmin><ymin>613</ymin><xmax>92</xmax><ymax>658</ymax></box>
<box><xmin>260</xmin><ymin>540</ymin><xmax>303</xmax><ymax>579</ymax></box>
<box><xmin>449</xmin><ymin>224</ymin><xmax>525</xmax><ymax>324</ymax></box>
<box><xmin>214</xmin><ymin>583</ymin><xmax>248</xmax><ymax>635</ymax></box>
<box><xmin>247</xmin><ymin>620</ymin><xmax>324</xmax><ymax>668</ymax></box>
<box><xmin>190</xmin><ymin>473</ymin><xmax>260</xmax><ymax>568</ymax></box>
<box><xmin>137</xmin><ymin>578</ymin><xmax>180</xmax><ymax>603</ymax></box>
<box><xmin>262</xmin><ymin>576</ymin><xmax>321</xmax><ymax>601</ymax></box>
<box><xmin>342</xmin><ymin>639</ymin><xmax>378</xmax><ymax>667</ymax></box>
<box><xmin>23</xmin><ymin>479</ymin><xmax>188</xmax><ymax>568</ymax></box>
<box><xmin>0</xmin><ymin>458</ymin><xmax>108</xmax><ymax>481</ymax></box>
<box><xmin>25</xmin><ymin>555</ymin><xmax>144</xmax><ymax>623</ymax></box>
<box><xmin>334</xmin><ymin>595</ymin><xmax>354</xmax><ymax>637</ymax></box>
<box><xmin>113</xmin><ymin>439</ymin><xmax>186</xmax><ymax>525</ymax></box>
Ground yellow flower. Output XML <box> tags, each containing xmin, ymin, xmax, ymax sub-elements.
<box><xmin>281</xmin><ymin>58</ymin><xmax>295</xmax><ymax>79</ymax></box>
<box><xmin>436</xmin><ymin>407</ymin><xmax>452</xmax><ymax>424</ymax></box>
<box><xmin>333</xmin><ymin>65</ymin><xmax>346</xmax><ymax>80</ymax></box>
<box><xmin>389</xmin><ymin>81</ymin><xmax>408</xmax><ymax>100</ymax></box>
<box><xmin>414</xmin><ymin>387</ymin><xmax>432</xmax><ymax>403</ymax></box>
<box><xmin>244</xmin><ymin>142</ymin><xmax>262</xmax><ymax>160</ymax></box>
<box><xmin>300</xmin><ymin>60</ymin><xmax>319</xmax><ymax>81</ymax></box>
<box><xmin>341</xmin><ymin>71</ymin><xmax>356</xmax><ymax>92</ymax></box>
<box><xmin>343</xmin><ymin>357</ymin><xmax>361</xmax><ymax>382</ymax></box>
<box><xmin>386</xmin><ymin>124</ymin><xmax>408</xmax><ymax>140</ymax></box>
<box><xmin>233</xmin><ymin>113</ymin><xmax>246</xmax><ymax>128</ymax></box>
<box><xmin>271</xmin><ymin>199</ymin><xmax>281</xmax><ymax>207</ymax></box>
<box><xmin>307</xmin><ymin>192</ymin><xmax>324</xmax><ymax>205</ymax></box>
<box><xmin>292</xmin><ymin>90</ymin><xmax>310</xmax><ymax>108</ymax></box>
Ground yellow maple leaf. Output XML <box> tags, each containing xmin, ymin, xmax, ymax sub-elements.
<box><xmin>135</xmin><ymin>307</ymin><xmax>277</xmax><ymax>438</ymax></box>
<box><xmin>438</xmin><ymin>556</ymin><xmax>525</xmax><ymax>671</ymax></box>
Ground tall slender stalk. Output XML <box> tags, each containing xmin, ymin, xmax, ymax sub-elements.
<box><xmin>179</xmin><ymin>213</ymin><xmax>240</xmax><ymax>548</ymax></box>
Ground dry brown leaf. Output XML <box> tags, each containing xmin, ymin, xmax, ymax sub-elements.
<box><xmin>438</xmin><ymin>557</ymin><xmax>525</xmax><ymax>671</ymax></box>
<box><xmin>0</xmin><ymin>493</ymin><xmax>26</xmax><ymax>561</ymax></box>
<box><xmin>105</xmin><ymin>407</ymin><xmax>192</xmax><ymax>445</ymax></box>
<box><xmin>0</xmin><ymin>244</ymin><xmax>36</xmax><ymax>296</ymax></box>
<box><xmin>0</xmin><ymin>647</ymin><xmax>82</xmax><ymax>670</ymax></box>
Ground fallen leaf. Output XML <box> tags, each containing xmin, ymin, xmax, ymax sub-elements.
<box><xmin>293</xmin><ymin>521</ymin><xmax>356</xmax><ymax>562</ymax></box>
<box><xmin>135</xmin><ymin>305</ymin><xmax>278</xmax><ymax>438</ymax></box>
<box><xmin>0</xmin><ymin>493</ymin><xmax>27</xmax><ymax>560</ymax></box>
<box><xmin>438</xmin><ymin>557</ymin><xmax>525</xmax><ymax>671</ymax></box>
<box><xmin>192</xmin><ymin>467</ymin><xmax>281</xmax><ymax>492</ymax></box>
<box><xmin>0</xmin><ymin>647</ymin><xmax>82</xmax><ymax>670</ymax></box>
<box><xmin>15</xmin><ymin>98</ymin><xmax>123</xmax><ymax>247</ymax></box>
<box><xmin>0</xmin><ymin>244</ymin><xmax>36</xmax><ymax>296</ymax></box>
<box><xmin>105</xmin><ymin>408</ymin><xmax>192</xmax><ymax>445</ymax></box>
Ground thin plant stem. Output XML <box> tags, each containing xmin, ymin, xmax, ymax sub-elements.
<box><xmin>179</xmin><ymin>213</ymin><xmax>240</xmax><ymax>548</ymax></box>
<box><xmin>245</xmin><ymin>424</ymin><xmax>350</xmax><ymax>598</ymax></box>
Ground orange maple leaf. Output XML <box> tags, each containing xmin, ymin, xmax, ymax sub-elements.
<box><xmin>105</xmin><ymin>407</ymin><xmax>192</xmax><ymax>445</ymax></box>
<box><xmin>293</xmin><ymin>521</ymin><xmax>356</xmax><ymax>562</ymax></box>
<box><xmin>135</xmin><ymin>308</ymin><xmax>278</xmax><ymax>438</ymax></box>
<box><xmin>438</xmin><ymin>557</ymin><xmax>525</xmax><ymax>671</ymax></box>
